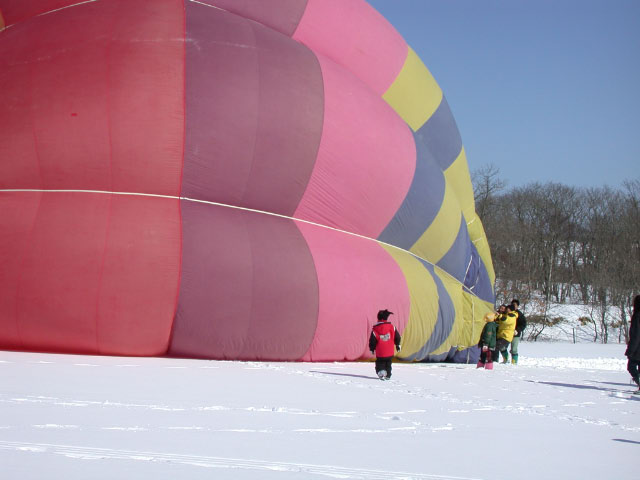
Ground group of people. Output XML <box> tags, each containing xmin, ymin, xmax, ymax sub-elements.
<box><xmin>367</xmin><ymin>301</ymin><xmax>528</xmax><ymax>379</ymax></box>
<box><xmin>368</xmin><ymin>296</ymin><xmax>640</xmax><ymax>391</ymax></box>
<box><xmin>477</xmin><ymin>299</ymin><xmax>527</xmax><ymax>369</ymax></box>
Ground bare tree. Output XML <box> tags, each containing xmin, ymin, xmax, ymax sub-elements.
<box><xmin>471</xmin><ymin>163</ymin><xmax>507</xmax><ymax>223</ymax></box>
<box><xmin>475</xmin><ymin>178</ymin><xmax>639</xmax><ymax>343</ymax></box>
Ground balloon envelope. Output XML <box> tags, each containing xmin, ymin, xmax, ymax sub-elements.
<box><xmin>0</xmin><ymin>0</ymin><xmax>495</xmax><ymax>361</ymax></box>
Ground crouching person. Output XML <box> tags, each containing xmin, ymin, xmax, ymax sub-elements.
<box><xmin>369</xmin><ymin>309</ymin><xmax>402</xmax><ymax>380</ymax></box>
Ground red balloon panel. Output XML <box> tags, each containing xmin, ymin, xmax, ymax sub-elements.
<box><xmin>0</xmin><ymin>0</ymin><xmax>184</xmax><ymax>195</ymax></box>
<box><xmin>0</xmin><ymin>193</ymin><xmax>180</xmax><ymax>356</ymax></box>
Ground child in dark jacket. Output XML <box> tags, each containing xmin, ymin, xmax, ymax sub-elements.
<box><xmin>477</xmin><ymin>311</ymin><xmax>498</xmax><ymax>369</ymax></box>
<box><xmin>625</xmin><ymin>295</ymin><xmax>640</xmax><ymax>393</ymax></box>
<box><xmin>369</xmin><ymin>309</ymin><xmax>401</xmax><ymax>380</ymax></box>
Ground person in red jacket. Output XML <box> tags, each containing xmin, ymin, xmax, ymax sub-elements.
<box><xmin>369</xmin><ymin>309</ymin><xmax>402</xmax><ymax>380</ymax></box>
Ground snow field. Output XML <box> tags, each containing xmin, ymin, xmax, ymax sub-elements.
<box><xmin>0</xmin><ymin>342</ymin><xmax>637</xmax><ymax>480</ymax></box>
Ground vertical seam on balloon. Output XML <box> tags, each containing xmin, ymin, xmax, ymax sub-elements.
<box><xmin>94</xmin><ymin>194</ymin><xmax>113</xmax><ymax>355</ymax></box>
<box><xmin>167</xmin><ymin>0</ymin><xmax>188</xmax><ymax>356</ymax></box>
<box><xmin>93</xmin><ymin>8</ymin><xmax>117</xmax><ymax>355</ymax></box>
<box><xmin>297</xmin><ymin>52</ymin><xmax>323</xmax><ymax>362</ymax></box>
<box><xmin>15</xmin><ymin>27</ymin><xmax>45</xmax><ymax>349</ymax></box>
<box><xmin>178</xmin><ymin>0</ymin><xmax>186</xmax><ymax>199</ymax></box>
<box><xmin>13</xmin><ymin>191</ymin><xmax>43</xmax><ymax>349</ymax></box>
<box><xmin>310</xmin><ymin>46</ymin><xmax>324</xmax><ymax>363</ymax></box>
<box><xmin>14</xmin><ymin>27</ymin><xmax>45</xmax><ymax>348</ymax></box>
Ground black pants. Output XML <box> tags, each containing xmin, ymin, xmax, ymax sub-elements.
<box><xmin>491</xmin><ymin>349</ymin><xmax>498</xmax><ymax>363</ymax></box>
<box><xmin>496</xmin><ymin>338</ymin><xmax>510</xmax><ymax>361</ymax></box>
<box><xmin>375</xmin><ymin>357</ymin><xmax>393</xmax><ymax>378</ymax></box>
<box><xmin>479</xmin><ymin>349</ymin><xmax>493</xmax><ymax>364</ymax></box>
<box><xmin>628</xmin><ymin>358</ymin><xmax>640</xmax><ymax>385</ymax></box>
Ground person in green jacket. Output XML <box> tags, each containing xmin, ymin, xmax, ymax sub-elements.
<box><xmin>477</xmin><ymin>310</ymin><xmax>498</xmax><ymax>369</ymax></box>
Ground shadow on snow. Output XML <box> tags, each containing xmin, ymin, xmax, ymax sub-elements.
<box><xmin>612</xmin><ymin>438</ymin><xmax>640</xmax><ymax>445</ymax></box>
<box><xmin>310</xmin><ymin>371</ymin><xmax>378</xmax><ymax>381</ymax></box>
<box><xmin>526</xmin><ymin>380</ymin><xmax>640</xmax><ymax>399</ymax></box>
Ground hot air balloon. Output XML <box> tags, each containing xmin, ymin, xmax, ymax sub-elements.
<box><xmin>0</xmin><ymin>0</ymin><xmax>495</xmax><ymax>362</ymax></box>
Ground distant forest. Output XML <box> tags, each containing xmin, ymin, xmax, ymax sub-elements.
<box><xmin>472</xmin><ymin>165</ymin><xmax>639</xmax><ymax>343</ymax></box>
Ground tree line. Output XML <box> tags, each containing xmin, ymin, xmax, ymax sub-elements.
<box><xmin>472</xmin><ymin>164</ymin><xmax>639</xmax><ymax>343</ymax></box>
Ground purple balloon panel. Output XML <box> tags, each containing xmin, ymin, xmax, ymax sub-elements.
<box><xmin>183</xmin><ymin>3</ymin><xmax>323</xmax><ymax>216</ymax></box>
<box><xmin>169</xmin><ymin>200</ymin><xmax>319</xmax><ymax>360</ymax></box>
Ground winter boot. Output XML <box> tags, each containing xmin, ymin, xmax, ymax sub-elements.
<box><xmin>511</xmin><ymin>354</ymin><xmax>518</xmax><ymax>364</ymax></box>
<box><xmin>476</xmin><ymin>361</ymin><xmax>485</xmax><ymax>369</ymax></box>
<box><xmin>485</xmin><ymin>361</ymin><xmax>494</xmax><ymax>370</ymax></box>
<box><xmin>500</xmin><ymin>352</ymin><xmax>509</xmax><ymax>364</ymax></box>
<box><xmin>377</xmin><ymin>370</ymin><xmax>387</xmax><ymax>380</ymax></box>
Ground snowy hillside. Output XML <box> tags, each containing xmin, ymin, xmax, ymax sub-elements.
<box><xmin>1</xmin><ymin>342</ymin><xmax>637</xmax><ymax>480</ymax></box>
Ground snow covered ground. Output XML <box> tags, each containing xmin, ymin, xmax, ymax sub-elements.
<box><xmin>1</xmin><ymin>342</ymin><xmax>637</xmax><ymax>480</ymax></box>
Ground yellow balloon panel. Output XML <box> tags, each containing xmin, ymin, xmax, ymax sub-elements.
<box><xmin>381</xmin><ymin>244</ymin><xmax>439</xmax><ymax>359</ymax></box>
<box><xmin>409</xmin><ymin>179</ymin><xmax>461</xmax><ymax>264</ymax></box>
<box><xmin>382</xmin><ymin>47</ymin><xmax>442</xmax><ymax>132</ymax></box>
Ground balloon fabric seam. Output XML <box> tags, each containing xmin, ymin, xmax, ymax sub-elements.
<box><xmin>0</xmin><ymin>188</ymin><xmax>477</xmax><ymax>296</ymax></box>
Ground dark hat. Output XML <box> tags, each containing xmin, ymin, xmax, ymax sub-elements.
<box><xmin>377</xmin><ymin>309</ymin><xmax>393</xmax><ymax>320</ymax></box>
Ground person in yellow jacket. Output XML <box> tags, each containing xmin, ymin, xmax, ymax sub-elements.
<box><xmin>495</xmin><ymin>304</ymin><xmax>518</xmax><ymax>364</ymax></box>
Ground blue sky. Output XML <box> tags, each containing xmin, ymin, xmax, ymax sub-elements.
<box><xmin>367</xmin><ymin>0</ymin><xmax>640</xmax><ymax>189</ymax></box>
